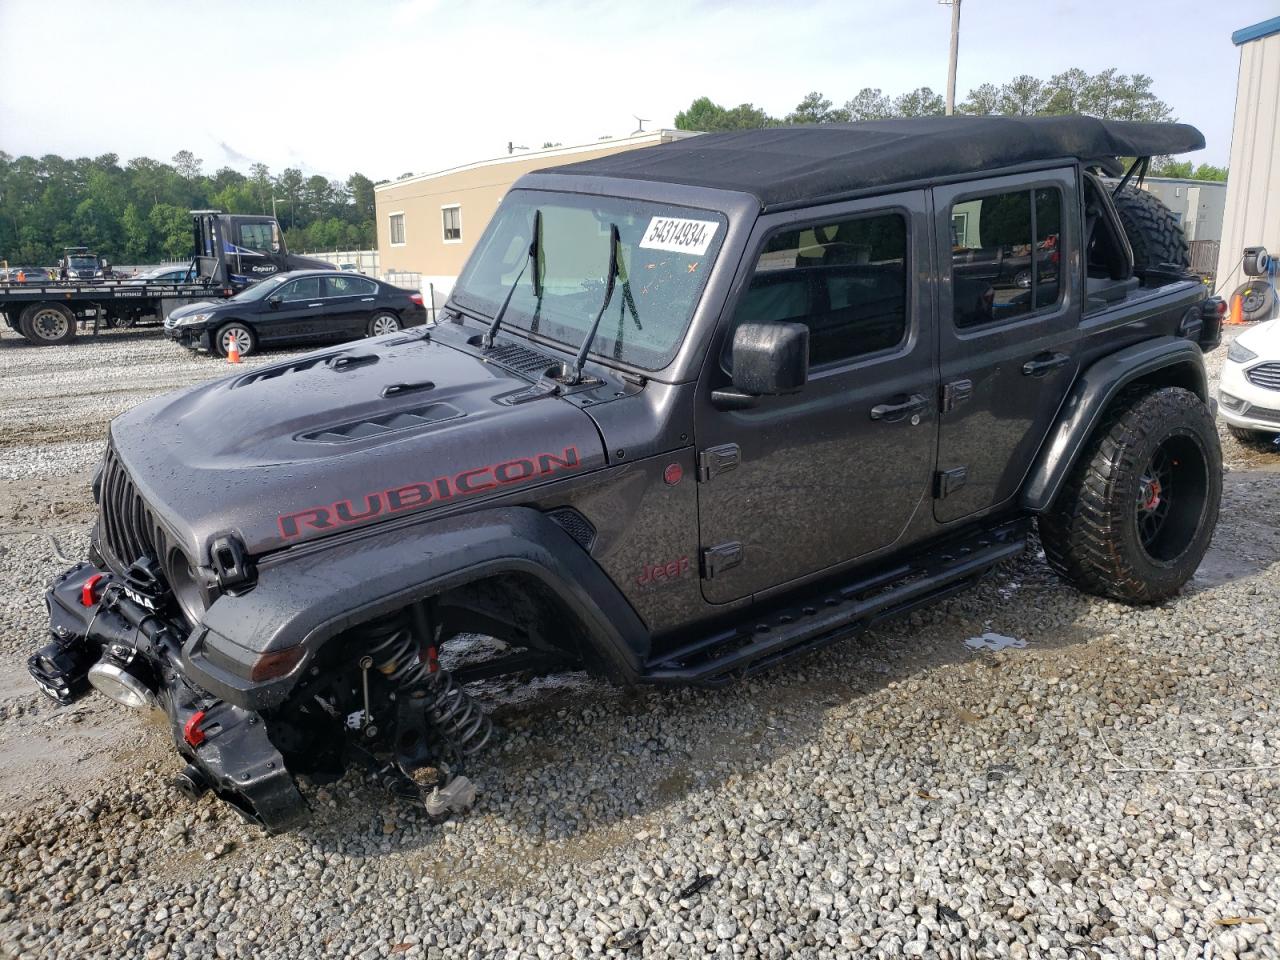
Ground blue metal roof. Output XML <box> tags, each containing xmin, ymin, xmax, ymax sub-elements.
<box><xmin>1232</xmin><ymin>16</ymin><xmax>1280</xmax><ymax>45</ymax></box>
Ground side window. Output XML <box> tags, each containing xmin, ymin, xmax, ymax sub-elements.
<box><xmin>731</xmin><ymin>211</ymin><xmax>908</xmax><ymax>368</ymax></box>
<box><xmin>325</xmin><ymin>276</ymin><xmax>376</xmax><ymax>296</ymax></box>
<box><xmin>951</xmin><ymin>186</ymin><xmax>1063</xmax><ymax>329</ymax></box>
<box><xmin>238</xmin><ymin>222</ymin><xmax>280</xmax><ymax>254</ymax></box>
<box><xmin>442</xmin><ymin>205</ymin><xmax>461</xmax><ymax>242</ymax></box>
<box><xmin>280</xmin><ymin>277</ymin><xmax>323</xmax><ymax>301</ymax></box>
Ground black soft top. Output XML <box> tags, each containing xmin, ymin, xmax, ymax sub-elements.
<box><xmin>542</xmin><ymin>116</ymin><xmax>1204</xmax><ymax>210</ymax></box>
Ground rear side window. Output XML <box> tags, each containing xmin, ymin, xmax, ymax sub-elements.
<box><xmin>732</xmin><ymin>212</ymin><xmax>908</xmax><ymax>368</ymax></box>
<box><xmin>326</xmin><ymin>275</ymin><xmax>376</xmax><ymax>296</ymax></box>
<box><xmin>950</xmin><ymin>187</ymin><xmax>1062</xmax><ymax>328</ymax></box>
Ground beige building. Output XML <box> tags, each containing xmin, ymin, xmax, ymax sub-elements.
<box><xmin>375</xmin><ymin>130</ymin><xmax>696</xmax><ymax>305</ymax></box>
<box><xmin>1215</xmin><ymin>16</ymin><xmax>1280</xmax><ymax>295</ymax></box>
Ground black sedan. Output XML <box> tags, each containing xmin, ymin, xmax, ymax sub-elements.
<box><xmin>164</xmin><ymin>270</ymin><xmax>428</xmax><ymax>357</ymax></box>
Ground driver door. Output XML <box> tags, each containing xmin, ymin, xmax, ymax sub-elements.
<box><xmin>694</xmin><ymin>192</ymin><xmax>937</xmax><ymax>604</ymax></box>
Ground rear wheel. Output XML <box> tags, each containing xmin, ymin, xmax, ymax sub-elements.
<box><xmin>368</xmin><ymin>311</ymin><xmax>402</xmax><ymax>337</ymax></box>
<box><xmin>19</xmin><ymin>303</ymin><xmax>77</xmax><ymax>345</ymax></box>
<box><xmin>215</xmin><ymin>322</ymin><xmax>256</xmax><ymax>358</ymax></box>
<box><xmin>1040</xmin><ymin>387</ymin><xmax>1221</xmax><ymax>603</ymax></box>
<box><xmin>1112</xmin><ymin>186</ymin><xmax>1190</xmax><ymax>270</ymax></box>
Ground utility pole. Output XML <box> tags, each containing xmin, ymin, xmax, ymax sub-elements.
<box><xmin>941</xmin><ymin>0</ymin><xmax>962</xmax><ymax>116</ymax></box>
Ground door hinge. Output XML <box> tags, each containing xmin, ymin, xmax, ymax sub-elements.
<box><xmin>701</xmin><ymin>541</ymin><xmax>744</xmax><ymax>580</ymax></box>
<box><xmin>697</xmin><ymin>443</ymin><xmax>740</xmax><ymax>482</ymax></box>
<box><xmin>934</xmin><ymin>467</ymin><xmax>968</xmax><ymax>499</ymax></box>
<box><xmin>940</xmin><ymin>379</ymin><xmax>973</xmax><ymax>413</ymax></box>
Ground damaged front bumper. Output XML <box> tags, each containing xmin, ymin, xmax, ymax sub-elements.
<box><xmin>29</xmin><ymin>562</ymin><xmax>308</xmax><ymax>832</ymax></box>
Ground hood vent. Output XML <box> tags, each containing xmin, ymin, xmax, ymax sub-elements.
<box><xmin>297</xmin><ymin>402</ymin><xmax>463</xmax><ymax>443</ymax></box>
<box><xmin>485</xmin><ymin>342</ymin><xmax>559</xmax><ymax>380</ymax></box>
<box><xmin>235</xmin><ymin>355</ymin><xmax>332</xmax><ymax>387</ymax></box>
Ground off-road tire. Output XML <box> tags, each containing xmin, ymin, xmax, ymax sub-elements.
<box><xmin>1112</xmin><ymin>186</ymin><xmax>1190</xmax><ymax>270</ymax></box>
<box><xmin>215</xmin><ymin>322</ymin><xmax>256</xmax><ymax>358</ymax></box>
<box><xmin>1230</xmin><ymin>281</ymin><xmax>1276</xmax><ymax>322</ymax></box>
<box><xmin>367</xmin><ymin>311</ymin><xmax>402</xmax><ymax>337</ymax></box>
<box><xmin>18</xmin><ymin>302</ymin><xmax>77</xmax><ymax>346</ymax></box>
<box><xmin>1040</xmin><ymin>386</ymin><xmax>1221</xmax><ymax>603</ymax></box>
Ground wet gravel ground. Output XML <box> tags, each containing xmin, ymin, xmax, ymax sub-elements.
<box><xmin>0</xmin><ymin>323</ymin><xmax>1277</xmax><ymax>960</ymax></box>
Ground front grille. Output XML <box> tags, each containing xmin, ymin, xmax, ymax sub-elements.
<box><xmin>1245</xmin><ymin>363</ymin><xmax>1280</xmax><ymax>391</ymax></box>
<box><xmin>98</xmin><ymin>446</ymin><xmax>167</xmax><ymax>570</ymax></box>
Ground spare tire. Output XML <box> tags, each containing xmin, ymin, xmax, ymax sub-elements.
<box><xmin>1111</xmin><ymin>186</ymin><xmax>1190</xmax><ymax>269</ymax></box>
<box><xmin>1230</xmin><ymin>281</ymin><xmax>1277</xmax><ymax>322</ymax></box>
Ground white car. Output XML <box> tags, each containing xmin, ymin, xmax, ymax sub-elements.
<box><xmin>1219</xmin><ymin>318</ymin><xmax>1280</xmax><ymax>439</ymax></box>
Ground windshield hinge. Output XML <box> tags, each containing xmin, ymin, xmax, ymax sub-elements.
<box><xmin>697</xmin><ymin>443</ymin><xmax>740</xmax><ymax>483</ymax></box>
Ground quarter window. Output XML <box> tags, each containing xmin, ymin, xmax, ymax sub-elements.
<box><xmin>731</xmin><ymin>212</ymin><xmax>908</xmax><ymax>368</ymax></box>
<box><xmin>950</xmin><ymin>186</ymin><xmax>1062</xmax><ymax>328</ymax></box>
<box><xmin>442</xmin><ymin>206</ymin><xmax>461</xmax><ymax>242</ymax></box>
<box><xmin>389</xmin><ymin>213</ymin><xmax>405</xmax><ymax>245</ymax></box>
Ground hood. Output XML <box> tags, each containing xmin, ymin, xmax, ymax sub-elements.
<box><xmin>107</xmin><ymin>333</ymin><xmax>606</xmax><ymax>560</ymax></box>
<box><xmin>1236</xmin><ymin>318</ymin><xmax>1280</xmax><ymax>356</ymax></box>
<box><xmin>164</xmin><ymin>299</ymin><xmax>221</xmax><ymax>329</ymax></box>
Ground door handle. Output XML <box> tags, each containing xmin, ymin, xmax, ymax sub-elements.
<box><xmin>1022</xmin><ymin>352</ymin><xmax>1070</xmax><ymax>377</ymax></box>
<box><xmin>870</xmin><ymin>393</ymin><xmax>930</xmax><ymax>422</ymax></box>
<box><xmin>307</xmin><ymin>302</ymin><xmax>323</xmax><ymax>308</ymax></box>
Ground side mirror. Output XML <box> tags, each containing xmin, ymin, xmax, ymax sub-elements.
<box><xmin>712</xmin><ymin>322</ymin><xmax>809</xmax><ymax>410</ymax></box>
<box><xmin>268</xmin><ymin>295</ymin><xmax>282</xmax><ymax>309</ymax></box>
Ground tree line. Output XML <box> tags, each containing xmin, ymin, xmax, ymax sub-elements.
<box><xmin>676</xmin><ymin>68</ymin><xmax>1227</xmax><ymax>180</ymax></box>
<box><xmin>0</xmin><ymin>150</ymin><xmax>382</xmax><ymax>267</ymax></box>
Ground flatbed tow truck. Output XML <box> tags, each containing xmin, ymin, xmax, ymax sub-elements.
<box><xmin>0</xmin><ymin>211</ymin><xmax>332</xmax><ymax>346</ymax></box>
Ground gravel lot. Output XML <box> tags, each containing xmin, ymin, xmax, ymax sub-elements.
<box><xmin>0</xmin><ymin>322</ymin><xmax>1277</xmax><ymax>960</ymax></box>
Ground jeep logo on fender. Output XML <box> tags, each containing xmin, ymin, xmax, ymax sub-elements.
<box><xmin>277</xmin><ymin>446</ymin><xmax>581</xmax><ymax>539</ymax></box>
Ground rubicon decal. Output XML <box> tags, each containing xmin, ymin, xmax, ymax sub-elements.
<box><xmin>278</xmin><ymin>447</ymin><xmax>581</xmax><ymax>539</ymax></box>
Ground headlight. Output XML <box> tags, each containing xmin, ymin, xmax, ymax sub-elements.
<box><xmin>168</xmin><ymin>549</ymin><xmax>210</xmax><ymax>626</ymax></box>
<box><xmin>177</xmin><ymin>312</ymin><xmax>212</xmax><ymax>326</ymax></box>
<box><xmin>1227</xmin><ymin>341</ymin><xmax>1258</xmax><ymax>364</ymax></box>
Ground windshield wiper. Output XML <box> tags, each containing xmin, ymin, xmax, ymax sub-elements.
<box><xmin>566</xmin><ymin>224</ymin><xmax>619</xmax><ymax>385</ymax></box>
<box><xmin>482</xmin><ymin>210</ymin><xmax>541</xmax><ymax>349</ymax></box>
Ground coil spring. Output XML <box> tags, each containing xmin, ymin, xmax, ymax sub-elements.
<box><xmin>361</xmin><ymin>614</ymin><xmax>492</xmax><ymax>757</ymax></box>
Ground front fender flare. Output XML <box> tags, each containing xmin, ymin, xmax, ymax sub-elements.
<box><xmin>184</xmin><ymin>507</ymin><xmax>648</xmax><ymax>707</ymax></box>
<box><xmin>1021</xmin><ymin>336</ymin><xmax>1208</xmax><ymax>513</ymax></box>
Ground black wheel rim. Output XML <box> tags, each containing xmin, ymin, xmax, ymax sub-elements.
<box><xmin>1135</xmin><ymin>434</ymin><xmax>1208</xmax><ymax>562</ymax></box>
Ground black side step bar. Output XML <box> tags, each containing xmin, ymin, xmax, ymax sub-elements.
<box><xmin>642</xmin><ymin>522</ymin><xmax>1028</xmax><ymax>686</ymax></box>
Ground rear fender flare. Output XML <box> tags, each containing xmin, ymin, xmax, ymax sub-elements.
<box><xmin>1021</xmin><ymin>336</ymin><xmax>1208</xmax><ymax>513</ymax></box>
<box><xmin>184</xmin><ymin>506</ymin><xmax>648</xmax><ymax>707</ymax></box>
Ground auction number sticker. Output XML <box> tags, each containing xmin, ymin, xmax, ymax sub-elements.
<box><xmin>639</xmin><ymin>216</ymin><xmax>719</xmax><ymax>255</ymax></box>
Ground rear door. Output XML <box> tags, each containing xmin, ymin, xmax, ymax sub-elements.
<box><xmin>324</xmin><ymin>274</ymin><xmax>379</xmax><ymax>336</ymax></box>
<box><xmin>694</xmin><ymin>192</ymin><xmax>937</xmax><ymax>603</ymax></box>
<box><xmin>932</xmin><ymin>168</ymin><xmax>1080</xmax><ymax>523</ymax></box>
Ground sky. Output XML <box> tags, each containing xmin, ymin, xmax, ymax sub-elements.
<box><xmin>0</xmin><ymin>0</ymin><xmax>1272</xmax><ymax>183</ymax></box>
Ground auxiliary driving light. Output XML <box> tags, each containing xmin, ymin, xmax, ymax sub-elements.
<box><xmin>87</xmin><ymin>651</ymin><xmax>159</xmax><ymax>711</ymax></box>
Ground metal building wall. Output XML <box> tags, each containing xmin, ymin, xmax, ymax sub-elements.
<box><xmin>1215</xmin><ymin>18</ymin><xmax>1280</xmax><ymax>294</ymax></box>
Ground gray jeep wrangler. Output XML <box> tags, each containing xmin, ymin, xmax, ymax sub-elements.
<box><xmin>30</xmin><ymin>117</ymin><xmax>1226</xmax><ymax>831</ymax></box>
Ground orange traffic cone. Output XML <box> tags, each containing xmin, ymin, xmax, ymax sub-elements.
<box><xmin>1229</xmin><ymin>294</ymin><xmax>1244</xmax><ymax>325</ymax></box>
<box><xmin>226</xmin><ymin>334</ymin><xmax>242</xmax><ymax>364</ymax></box>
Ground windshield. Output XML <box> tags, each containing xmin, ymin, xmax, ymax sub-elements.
<box><xmin>453</xmin><ymin>192</ymin><xmax>727</xmax><ymax>370</ymax></box>
<box><xmin>69</xmin><ymin>257</ymin><xmax>97</xmax><ymax>270</ymax></box>
<box><xmin>230</xmin><ymin>274</ymin><xmax>289</xmax><ymax>302</ymax></box>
